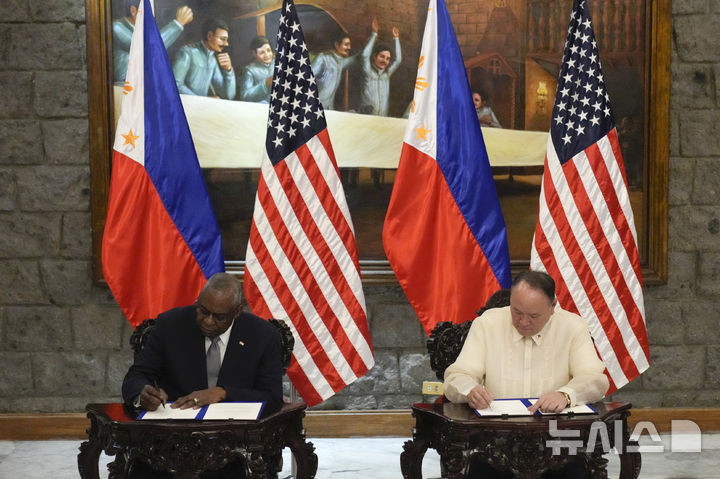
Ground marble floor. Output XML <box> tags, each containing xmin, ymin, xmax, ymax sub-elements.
<box><xmin>1</xmin><ymin>434</ymin><xmax>719</xmax><ymax>478</ymax></box>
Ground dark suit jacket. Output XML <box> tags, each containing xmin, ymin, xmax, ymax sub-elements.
<box><xmin>122</xmin><ymin>306</ymin><xmax>283</xmax><ymax>409</ymax></box>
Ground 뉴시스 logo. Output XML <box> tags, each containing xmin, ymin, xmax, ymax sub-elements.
<box><xmin>546</xmin><ymin>419</ymin><xmax>702</xmax><ymax>454</ymax></box>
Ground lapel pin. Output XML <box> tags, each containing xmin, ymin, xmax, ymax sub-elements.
<box><xmin>238</xmin><ymin>340</ymin><xmax>245</xmax><ymax>346</ymax></box>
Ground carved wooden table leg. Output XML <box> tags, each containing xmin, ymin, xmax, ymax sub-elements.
<box><xmin>287</xmin><ymin>434</ymin><xmax>317</xmax><ymax>479</ymax></box>
<box><xmin>440</xmin><ymin>446</ymin><xmax>471</xmax><ymax>479</ymax></box>
<box><xmin>78</xmin><ymin>439</ymin><xmax>102</xmax><ymax>479</ymax></box>
<box><xmin>106</xmin><ymin>453</ymin><xmax>127</xmax><ymax>479</ymax></box>
<box><xmin>400</xmin><ymin>437</ymin><xmax>428</xmax><ymax>479</ymax></box>
<box><xmin>619</xmin><ymin>440</ymin><xmax>642</xmax><ymax>479</ymax></box>
<box><xmin>78</xmin><ymin>414</ymin><xmax>102</xmax><ymax>479</ymax></box>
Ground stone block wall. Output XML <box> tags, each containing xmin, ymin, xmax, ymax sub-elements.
<box><xmin>0</xmin><ymin>0</ymin><xmax>135</xmax><ymax>413</ymax></box>
<box><xmin>1</xmin><ymin>0</ymin><xmax>720</xmax><ymax>412</ymax></box>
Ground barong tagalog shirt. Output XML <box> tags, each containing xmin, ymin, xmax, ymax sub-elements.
<box><xmin>443</xmin><ymin>306</ymin><xmax>609</xmax><ymax>407</ymax></box>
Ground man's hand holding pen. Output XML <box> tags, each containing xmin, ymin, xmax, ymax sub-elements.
<box><xmin>467</xmin><ymin>385</ymin><xmax>494</xmax><ymax>410</ymax></box>
<box><xmin>138</xmin><ymin>383</ymin><xmax>168</xmax><ymax>411</ymax></box>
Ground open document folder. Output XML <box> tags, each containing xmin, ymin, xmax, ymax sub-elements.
<box><xmin>137</xmin><ymin>402</ymin><xmax>264</xmax><ymax>420</ymax></box>
<box><xmin>475</xmin><ymin>398</ymin><xmax>597</xmax><ymax>417</ymax></box>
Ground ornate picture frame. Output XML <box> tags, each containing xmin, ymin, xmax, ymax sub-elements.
<box><xmin>87</xmin><ymin>0</ymin><xmax>669</xmax><ymax>284</ymax></box>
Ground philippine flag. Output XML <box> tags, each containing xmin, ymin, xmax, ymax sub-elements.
<box><xmin>102</xmin><ymin>0</ymin><xmax>224</xmax><ymax>328</ymax></box>
<box><xmin>383</xmin><ymin>0</ymin><xmax>511</xmax><ymax>335</ymax></box>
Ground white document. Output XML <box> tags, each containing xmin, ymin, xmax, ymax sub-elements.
<box><xmin>527</xmin><ymin>399</ymin><xmax>597</xmax><ymax>415</ymax></box>
<box><xmin>475</xmin><ymin>399</ymin><xmax>535</xmax><ymax>417</ymax></box>
<box><xmin>475</xmin><ymin>399</ymin><xmax>598</xmax><ymax>417</ymax></box>
<box><xmin>138</xmin><ymin>403</ymin><xmax>200</xmax><ymax>420</ymax></box>
<box><xmin>201</xmin><ymin>402</ymin><xmax>264</xmax><ymax>420</ymax></box>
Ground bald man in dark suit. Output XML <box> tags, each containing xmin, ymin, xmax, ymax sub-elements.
<box><xmin>122</xmin><ymin>272</ymin><xmax>283</xmax><ymax>478</ymax></box>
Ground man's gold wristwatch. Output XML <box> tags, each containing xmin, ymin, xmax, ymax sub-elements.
<box><xmin>560</xmin><ymin>391</ymin><xmax>571</xmax><ymax>407</ymax></box>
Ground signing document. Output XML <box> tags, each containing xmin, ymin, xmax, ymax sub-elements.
<box><xmin>138</xmin><ymin>402</ymin><xmax>264</xmax><ymax>420</ymax></box>
<box><xmin>475</xmin><ymin>398</ymin><xmax>596</xmax><ymax>417</ymax></box>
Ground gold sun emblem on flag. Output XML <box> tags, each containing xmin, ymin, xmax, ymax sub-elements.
<box><xmin>122</xmin><ymin>81</ymin><xmax>133</xmax><ymax>95</ymax></box>
<box><xmin>415</xmin><ymin>56</ymin><xmax>429</xmax><ymax>91</ymax></box>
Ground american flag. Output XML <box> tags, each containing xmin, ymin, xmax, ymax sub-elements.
<box><xmin>243</xmin><ymin>0</ymin><xmax>374</xmax><ymax>406</ymax></box>
<box><xmin>530</xmin><ymin>0</ymin><xmax>650</xmax><ymax>393</ymax></box>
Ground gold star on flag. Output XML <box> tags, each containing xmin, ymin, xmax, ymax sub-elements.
<box><xmin>415</xmin><ymin>123</ymin><xmax>431</xmax><ymax>141</ymax></box>
<box><xmin>122</xmin><ymin>129</ymin><xmax>140</xmax><ymax>148</ymax></box>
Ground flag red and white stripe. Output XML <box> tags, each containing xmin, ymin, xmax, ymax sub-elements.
<box><xmin>530</xmin><ymin>0</ymin><xmax>649</xmax><ymax>392</ymax></box>
<box><xmin>243</xmin><ymin>0</ymin><xmax>374</xmax><ymax>406</ymax></box>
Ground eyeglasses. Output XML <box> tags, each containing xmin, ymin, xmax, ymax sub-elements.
<box><xmin>195</xmin><ymin>300</ymin><xmax>235</xmax><ymax>324</ymax></box>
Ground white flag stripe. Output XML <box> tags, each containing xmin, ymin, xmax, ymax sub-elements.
<box><xmin>281</xmin><ymin>318</ymin><xmax>338</xmax><ymax>401</ymax></box>
<box><xmin>244</xmin><ymin>247</ymin><xmax>336</xmax><ymax>399</ymax></box>
<box><xmin>283</xmin><ymin>165</ymin><xmax>374</xmax><ymax>367</ymax></box>
<box><xmin>571</xmin><ymin>151</ymin><xmax>642</xmax><ymax>315</ymax></box>
<box><xmin>287</xmin><ymin>150</ymin><xmax>365</xmax><ymax>329</ymax></box>
<box><xmin>574</xmin><ymin>153</ymin><xmax>649</xmax><ymax>370</ymax></box>
<box><xmin>536</xmin><ymin>233</ymin><xmax>629</xmax><ymax>387</ymax></box>
<box><xmin>548</xmin><ymin>151</ymin><xmax>649</xmax><ymax>379</ymax></box>
<box><xmin>563</xmin><ymin>145</ymin><xmax>649</xmax><ymax>372</ymax></box>
<box><xmin>306</xmin><ymin>136</ymin><xmax>356</xmax><ymax>236</ymax></box>
<box><xmin>288</xmin><ymin>141</ymin><xmax>365</xmax><ymax>307</ymax></box>
<box><xmin>598</xmin><ymin>135</ymin><xmax>640</xmax><ymax>246</ymax></box>
<box><xmin>266</xmin><ymin>157</ymin><xmax>373</xmax><ymax>366</ymax></box>
<box><xmin>546</xmin><ymin>147</ymin><xmax>645</xmax><ymax>359</ymax></box>
<box><xmin>253</xmin><ymin>161</ymin><xmax>357</xmax><ymax>384</ymax></box>
<box><xmin>251</xmin><ymin>193</ymin><xmax>358</xmax><ymax>387</ymax></box>
<box><xmin>536</xmin><ymin>147</ymin><xmax>628</xmax><ymax>384</ymax></box>
<box><xmin>534</xmin><ymin>171</ymin><xmax>628</xmax><ymax>386</ymax></box>
<box><xmin>405</xmin><ymin>3</ymin><xmax>438</xmax><ymax>159</ymax></box>
<box><xmin>574</xmin><ymin>141</ymin><xmax>646</xmax><ymax>319</ymax></box>
<box><xmin>113</xmin><ymin>4</ymin><xmax>144</xmax><ymax>165</ymax></box>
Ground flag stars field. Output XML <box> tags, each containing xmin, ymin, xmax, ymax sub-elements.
<box><xmin>264</xmin><ymin>6</ymin><xmax>326</xmax><ymax>163</ymax></box>
<box><xmin>550</xmin><ymin>2</ymin><xmax>613</xmax><ymax>157</ymax></box>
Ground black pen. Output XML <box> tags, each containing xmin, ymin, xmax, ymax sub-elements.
<box><xmin>153</xmin><ymin>380</ymin><xmax>165</xmax><ymax>409</ymax></box>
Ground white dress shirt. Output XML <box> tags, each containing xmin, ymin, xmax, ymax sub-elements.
<box><xmin>205</xmin><ymin>320</ymin><xmax>234</xmax><ymax>365</ymax></box>
<box><xmin>443</xmin><ymin>306</ymin><xmax>609</xmax><ymax>406</ymax></box>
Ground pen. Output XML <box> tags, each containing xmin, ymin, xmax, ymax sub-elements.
<box><xmin>153</xmin><ymin>380</ymin><xmax>165</xmax><ymax>409</ymax></box>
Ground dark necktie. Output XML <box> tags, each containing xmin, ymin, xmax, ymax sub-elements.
<box><xmin>207</xmin><ymin>336</ymin><xmax>221</xmax><ymax>388</ymax></box>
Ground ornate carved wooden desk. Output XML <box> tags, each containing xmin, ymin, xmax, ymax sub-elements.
<box><xmin>78</xmin><ymin>402</ymin><xmax>317</xmax><ymax>479</ymax></box>
<box><xmin>400</xmin><ymin>401</ymin><xmax>641</xmax><ymax>479</ymax></box>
